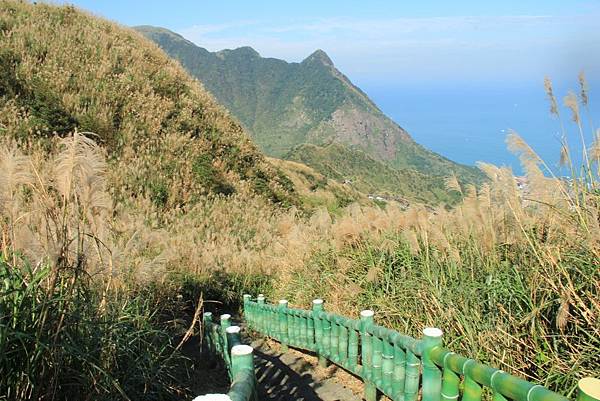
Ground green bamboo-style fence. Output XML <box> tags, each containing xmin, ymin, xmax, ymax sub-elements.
<box><xmin>201</xmin><ymin>312</ymin><xmax>257</xmax><ymax>401</ymax></box>
<box><xmin>243</xmin><ymin>295</ymin><xmax>600</xmax><ymax>401</ymax></box>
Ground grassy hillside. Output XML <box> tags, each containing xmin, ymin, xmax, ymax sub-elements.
<box><xmin>285</xmin><ymin>143</ymin><xmax>462</xmax><ymax>205</ymax></box>
<box><xmin>0</xmin><ymin>2</ymin><xmax>298</xmax><ymax>399</ymax></box>
<box><xmin>0</xmin><ymin>4</ymin><xmax>296</xmax><ymax>210</ymax></box>
<box><xmin>135</xmin><ymin>26</ymin><xmax>484</xmax><ymax>185</ymax></box>
<box><xmin>273</xmin><ymin>129</ymin><xmax>600</xmax><ymax>396</ymax></box>
<box><xmin>267</xmin><ymin>156</ymin><xmax>366</xmax><ymax>213</ymax></box>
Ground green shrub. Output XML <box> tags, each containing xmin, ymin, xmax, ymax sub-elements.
<box><xmin>0</xmin><ymin>255</ymin><xmax>194</xmax><ymax>401</ymax></box>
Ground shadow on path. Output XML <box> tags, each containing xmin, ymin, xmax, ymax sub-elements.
<box><xmin>232</xmin><ymin>321</ymin><xmax>362</xmax><ymax>401</ymax></box>
<box><xmin>253</xmin><ymin>346</ymin><xmax>324</xmax><ymax>401</ymax></box>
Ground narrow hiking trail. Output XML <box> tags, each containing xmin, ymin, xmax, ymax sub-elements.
<box><xmin>249</xmin><ymin>337</ymin><xmax>362</xmax><ymax>401</ymax></box>
<box><xmin>199</xmin><ymin>315</ymin><xmax>362</xmax><ymax>400</ymax></box>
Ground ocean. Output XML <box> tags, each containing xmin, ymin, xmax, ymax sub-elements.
<box><xmin>361</xmin><ymin>80</ymin><xmax>600</xmax><ymax>176</ymax></box>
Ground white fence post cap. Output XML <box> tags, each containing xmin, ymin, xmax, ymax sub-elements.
<box><xmin>225</xmin><ymin>325</ymin><xmax>241</xmax><ymax>334</ymax></box>
<box><xmin>360</xmin><ymin>309</ymin><xmax>375</xmax><ymax>317</ymax></box>
<box><xmin>424</xmin><ymin>327</ymin><xmax>443</xmax><ymax>337</ymax></box>
<box><xmin>231</xmin><ymin>344</ymin><xmax>254</xmax><ymax>356</ymax></box>
<box><xmin>192</xmin><ymin>394</ymin><xmax>233</xmax><ymax>401</ymax></box>
<box><xmin>579</xmin><ymin>378</ymin><xmax>600</xmax><ymax>400</ymax></box>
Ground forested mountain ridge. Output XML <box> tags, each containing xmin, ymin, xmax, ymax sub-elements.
<box><xmin>135</xmin><ymin>25</ymin><xmax>484</xmax><ymax>186</ymax></box>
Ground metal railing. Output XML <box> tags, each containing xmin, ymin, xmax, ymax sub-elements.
<box><xmin>243</xmin><ymin>294</ymin><xmax>599</xmax><ymax>401</ymax></box>
<box><xmin>200</xmin><ymin>312</ymin><xmax>257</xmax><ymax>401</ymax></box>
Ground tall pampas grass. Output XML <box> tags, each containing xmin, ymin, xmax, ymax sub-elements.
<box><xmin>275</xmin><ymin>76</ymin><xmax>599</xmax><ymax>394</ymax></box>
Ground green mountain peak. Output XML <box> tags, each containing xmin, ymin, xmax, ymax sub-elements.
<box><xmin>134</xmin><ymin>25</ymin><xmax>192</xmax><ymax>45</ymax></box>
<box><xmin>217</xmin><ymin>46</ymin><xmax>261</xmax><ymax>59</ymax></box>
<box><xmin>303</xmin><ymin>49</ymin><xmax>334</xmax><ymax>67</ymax></box>
<box><xmin>136</xmin><ymin>26</ymin><xmax>484</xmax><ymax>203</ymax></box>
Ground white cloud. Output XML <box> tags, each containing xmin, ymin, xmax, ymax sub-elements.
<box><xmin>179</xmin><ymin>20</ymin><xmax>260</xmax><ymax>36</ymax></box>
<box><xmin>259</xmin><ymin>15</ymin><xmax>555</xmax><ymax>37</ymax></box>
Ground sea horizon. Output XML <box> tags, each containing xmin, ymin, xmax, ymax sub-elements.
<box><xmin>360</xmin><ymin>79</ymin><xmax>600</xmax><ymax>176</ymax></box>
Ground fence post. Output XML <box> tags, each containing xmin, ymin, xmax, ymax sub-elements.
<box><xmin>405</xmin><ymin>349</ymin><xmax>420</xmax><ymax>401</ymax></box>
<box><xmin>221</xmin><ymin>313</ymin><xmax>232</xmax><ymax>342</ymax></box>
<box><xmin>300</xmin><ymin>312</ymin><xmax>308</xmax><ymax>348</ymax></box>
<box><xmin>219</xmin><ymin>314</ymin><xmax>232</xmax><ymax>369</ymax></box>
<box><xmin>221</xmin><ymin>314</ymin><xmax>232</xmax><ymax>328</ymax></box>
<box><xmin>339</xmin><ymin>320</ymin><xmax>348</xmax><ymax>367</ymax></box>
<box><xmin>202</xmin><ymin>312</ymin><xmax>213</xmax><ymax>354</ymax></box>
<box><xmin>307</xmin><ymin>307</ymin><xmax>315</xmax><ymax>350</ymax></box>
<box><xmin>361</xmin><ymin>309</ymin><xmax>377</xmax><ymax>401</ymax></box>
<box><xmin>226</xmin><ymin>325</ymin><xmax>242</xmax><ymax>353</ymax></box>
<box><xmin>312</xmin><ymin>299</ymin><xmax>328</xmax><ymax>368</ymax></box>
<box><xmin>257</xmin><ymin>294</ymin><xmax>265</xmax><ymax>333</ymax></box>
<box><xmin>348</xmin><ymin>321</ymin><xmax>359</xmax><ymax>372</ymax></box>
<box><xmin>243</xmin><ymin>294</ymin><xmax>252</xmax><ymax>328</ymax></box>
<box><xmin>278</xmin><ymin>299</ymin><xmax>289</xmax><ymax>352</ymax></box>
<box><xmin>230</xmin><ymin>344</ymin><xmax>257</xmax><ymax>401</ymax></box>
<box><xmin>331</xmin><ymin>316</ymin><xmax>339</xmax><ymax>362</ymax></box>
<box><xmin>422</xmin><ymin>328</ymin><xmax>443</xmax><ymax>401</ymax></box>
<box><xmin>577</xmin><ymin>378</ymin><xmax>600</xmax><ymax>401</ymax></box>
<box><xmin>382</xmin><ymin>337</ymin><xmax>394</xmax><ymax>394</ymax></box>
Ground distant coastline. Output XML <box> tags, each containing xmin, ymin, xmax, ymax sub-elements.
<box><xmin>361</xmin><ymin>81</ymin><xmax>600</xmax><ymax>175</ymax></box>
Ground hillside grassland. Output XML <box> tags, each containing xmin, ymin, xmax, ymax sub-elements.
<box><xmin>273</xmin><ymin>122</ymin><xmax>600</xmax><ymax>395</ymax></box>
<box><xmin>0</xmin><ymin>2</ymin><xmax>598</xmax><ymax>401</ymax></box>
<box><xmin>266</xmin><ymin>156</ymin><xmax>365</xmax><ymax>213</ymax></box>
<box><xmin>0</xmin><ymin>2</ymin><xmax>297</xmax><ymax>209</ymax></box>
<box><xmin>0</xmin><ymin>2</ymin><xmax>299</xmax><ymax>399</ymax></box>
<box><xmin>285</xmin><ymin>142</ymin><xmax>462</xmax><ymax>205</ymax></box>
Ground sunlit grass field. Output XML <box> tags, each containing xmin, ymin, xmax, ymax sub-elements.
<box><xmin>0</xmin><ymin>1</ymin><xmax>597</xmax><ymax>400</ymax></box>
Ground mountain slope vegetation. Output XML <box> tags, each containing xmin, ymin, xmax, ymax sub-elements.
<box><xmin>135</xmin><ymin>26</ymin><xmax>484</xmax><ymax>187</ymax></box>
<box><xmin>0</xmin><ymin>4</ymin><xmax>296</xmax><ymax>210</ymax></box>
<box><xmin>0</xmin><ymin>2</ymin><xmax>301</xmax><ymax>399</ymax></box>
<box><xmin>285</xmin><ymin>143</ymin><xmax>460</xmax><ymax>204</ymax></box>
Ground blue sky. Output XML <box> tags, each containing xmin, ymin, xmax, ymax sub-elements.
<box><xmin>61</xmin><ymin>1</ymin><xmax>600</xmax><ymax>85</ymax></box>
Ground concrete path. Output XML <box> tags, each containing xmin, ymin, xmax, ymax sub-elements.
<box><xmin>250</xmin><ymin>338</ymin><xmax>363</xmax><ymax>401</ymax></box>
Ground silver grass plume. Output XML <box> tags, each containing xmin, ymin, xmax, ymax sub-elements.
<box><xmin>590</xmin><ymin>128</ymin><xmax>600</xmax><ymax>161</ymax></box>
<box><xmin>544</xmin><ymin>77</ymin><xmax>558</xmax><ymax>115</ymax></box>
<box><xmin>578</xmin><ymin>70</ymin><xmax>589</xmax><ymax>107</ymax></box>
<box><xmin>54</xmin><ymin>131</ymin><xmax>108</xmax><ymax>209</ymax></box>
<box><xmin>0</xmin><ymin>145</ymin><xmax>34</xmax><ymax>212</ymax></box>
<box><xmin>444</xmin><ymin>174</ymin><xmax>462</xmax><ymax>194</ymax></box>
<box><xmin>563</xmin><ymin>91</ymin><xmax>581</xmax><ymax>124</ymax></box>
